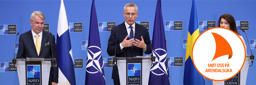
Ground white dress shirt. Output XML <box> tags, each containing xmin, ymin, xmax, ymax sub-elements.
<box><xmin>120</xmin><ymin>22</ymin><xmax>147</xmax><ymax>52</ymax></box>
<box><xmin>31</xmin><ymin>30</ymin><xmax>43</xmax><ymax>46</ymax></box>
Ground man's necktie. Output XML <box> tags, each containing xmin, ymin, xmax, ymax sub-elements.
<box><xmin>129</xmin><ymin>26</ymin><xmax>134</xmax><ymax>49</ymax></box>
<box><xmin>35</xmin><ymin>35</ymin><xmax>41</xmax><ymax>56</ymax></box>
<box><xmin>129</xmin><ymin>26</ymin><xmax>133</xmax><ymax>39</ymax></box>
<box><xmin>129</xmin><ymin>26</ymin><xmax>134</xmax><ymax>57</ymax></box>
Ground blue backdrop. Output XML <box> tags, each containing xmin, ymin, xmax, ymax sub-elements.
<box><xmin>0</xmin><ymin>0</ymin><xmax>256</xmax><ymax>85</ymax></box>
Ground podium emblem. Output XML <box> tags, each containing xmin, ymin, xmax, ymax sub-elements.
<box><xmin>128</xmin><ymin>63</ymin><xmax>141</xmax><ymax>76</ymax></box>
<box><xmin>127</xmin><ymin>63</ymin><xmax>141</xmax><ymax>84</ymax></box>
<box><xmin>27</xmin><ymin>65</ymin><xmax>41</xmax><ymax>84</ymax></box>
<box><xmin>27</xmin><ymin>65</ymin><xmax>40</xmax><ymax>78</ymax></box>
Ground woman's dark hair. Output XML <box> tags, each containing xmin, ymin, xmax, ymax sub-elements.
<box><xmin>218</xmin><ymin>14</ymin><xmax>239</xmax><ymax>35</ymax></box>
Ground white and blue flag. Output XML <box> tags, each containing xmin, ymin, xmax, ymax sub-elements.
<box><xmin>57</xmin><ymin>0</ymin><xmax>76</xmax><ymax>85</ymax></box>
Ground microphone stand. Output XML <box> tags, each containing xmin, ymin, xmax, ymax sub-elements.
<box><xmin>242</xmin><ymin>30</ymin><xmax>255</xmax><ymax>67</ymax></box>
<box><xmin>12</xmin><ymin>33</ymin><xmax>19</xmax><ymax>64</ymax></box>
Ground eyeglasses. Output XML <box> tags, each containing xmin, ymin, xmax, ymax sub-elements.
<box><xmin>33</xmin><ymin>22</ymin><xmax>44</xmax><ymax>26</ymax></box>
<box><xmin>125</xmin><ymin>13</ymin><xmax>136</xmax><ymax>16</ymax></box>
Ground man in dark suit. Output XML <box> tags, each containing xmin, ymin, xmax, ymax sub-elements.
<box><xmin>107</xmin><ymin>3</ymin><xmax>152</xmax><ymax>85</ymax></box>
<box><xmin>17</xmin><ymin>11</ymin><xmax>58</xmax><ymax>85</ymax></box>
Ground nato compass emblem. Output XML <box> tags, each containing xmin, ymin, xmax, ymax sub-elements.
<box><xmin>27</xmin><ymin>65</ymin><xmax>40</xmax><ymax>78</ymax></box>
<box><xmin>86</xmin><ymin>46</ymin><xmax>104</xmax><ymax>74</ymax></box>
<box><xmin>150</xmin><ymin>48</ymin><xmax>168</xmax><ymax>75</ymax></box>
<box><xmin>98</xmin><ymin>22</ymin><xmax>108</xmax><ymax>32</ymax></box>
<box><xmin>68</xmin><ymin>23</ymin><xmax>74</xmax><ymax>32</ymax></box>
<box><xmin>0</xmin><ymin>62</ymin><xmax>9</xmax><ymax>72</ymax></box>
<box><xmin>30</xmin><ymin>68</ymin><xmax>38</xmax><ymax>76</ymax></box>
<box><xmin>236</xmin><ymin>21</ymin><xmax>241</xmax><ymax>30</ymax></box>
<box><xmin>128</xmin><ymin>64</ymin><xmax>141</xmax><ymax>76</ymax></box>
<box><xmin>250</xmin><ymin>39</ymin><xmax>256</xmax><ymax>49</ymax></box>
<box><xmin>0</xmin><ymin>25</ymin><xmax>8</xmax><ymax>35</ymax></box>
<box><xmin>165</xmin><ymin>21</ymin><xmax>174</xmax><ymax>31</ymax></box>
<box><xmin>199</xmin><ymin>21</ymin><xmax>207</xmax><ymax>31</ymax></box>
<box><xmin>81</xmin><ymin>40</ymin><xmax>88</xmax><ymax>50</ymax></box>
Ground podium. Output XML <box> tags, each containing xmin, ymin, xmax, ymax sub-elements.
<box><xmin>213</xmin><ymin>55</ymin><xmax>251</xmax><ymax>85</ymax></box>
<box><xmin>15</xmin><ymin>58</ymin><xmax>55</xmax><ymax>85</ymax></box>
<box><xmin>113</xmin><ymin>56</ymin><xmax>153</xmax><ymax>85</ymax></box>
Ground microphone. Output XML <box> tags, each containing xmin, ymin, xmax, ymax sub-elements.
<box><xmin>151</xmin><ymin>56</ymin><xmax>156</xmax><ymax>65</ymax></box>
<box><xmin>113</xmin><ymin>29</ymin><xmax>120</xmax><ymax>65</ymax></box>
<box><xmin>49</xmin><ymin>32</ymin><xmax>56</xmax><ymax>67</ymax></box>
<box><xmin>12</xmin><ymin>32</ymin><xmax>19</xmax><ymax>64</ymax></box>
<box><xmin>242</xmin><ymin>30</ymin><xmax>255</xmax><ymax>66</ymax></box>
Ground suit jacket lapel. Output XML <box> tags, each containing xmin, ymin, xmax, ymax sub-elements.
<box><xmin>120</xmin><ymin>22</ymin><xmax>128</xmax><ymax>40</ymax></box>
<box><xmin>27</xmin><ymin>31</ymin><xmax>38</xmax><ymax>57</ymax></box>
<box><xmin>135</xmin><ymin>23</ymin><xmax>140</xmax><ymax>40</ymax></box>
<box><xmin>40</xmin><ymin>31</ymin><xmax>49</xmax><ymax>57</ymax></box>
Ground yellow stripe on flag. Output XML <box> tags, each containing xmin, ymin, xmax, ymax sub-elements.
<box><xmin>185</xmin><ymin>28</ymin><xmax>200</xmax><ymax>61</ymax></box>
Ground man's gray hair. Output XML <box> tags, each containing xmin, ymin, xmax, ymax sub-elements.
<box><xmin>124</xmin><ymin>3</ymin><xmax>138</xmax><ymax>12</ymax></box>
<box><xmin>30</xmin><ymin>11</ymin><xmax>45</xmax><ymax>21</ymax></box>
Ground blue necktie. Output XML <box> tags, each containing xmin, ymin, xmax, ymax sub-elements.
<box><xmin>129</xmin><ymin>26</ymin><xmax>133</xmax><ymax>39</ymax></box>
<box><xmin>129</xmin><ymin>26</ymin><xmax>134</xmax><ymax>57</ymax></box>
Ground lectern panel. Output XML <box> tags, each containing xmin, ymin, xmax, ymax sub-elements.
<box><xmin>26</xmin><ymin>61</ymin><xmax>41</xmax><ymax>85</ymax></box>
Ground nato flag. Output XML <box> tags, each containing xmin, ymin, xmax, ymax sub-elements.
<box><xmin>148</xmin><ymin>0</ymin><xmax>170</xmax><ymax>85</ymax></box>
<box><xmin>85</xmin><ymin>0</ymin><xmax>106</xmax><ymax>85</ymax></box>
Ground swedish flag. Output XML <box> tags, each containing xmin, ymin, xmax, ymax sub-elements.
<box><xmin>183</xmin><ymin>0</ymin><xmax>205</xmax><ymax>85</ymax></box>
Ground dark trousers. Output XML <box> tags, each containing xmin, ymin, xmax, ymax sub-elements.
<box><xmin>113</xmin><ymin>79</ymin><xmax>120</xmax><ymax>85</ymax></box>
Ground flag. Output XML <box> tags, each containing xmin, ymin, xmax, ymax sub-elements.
<box><xmin>183</xmin><ymin>0</ymin><xmax>205</xmax><ymax>85</ymax></box>
<box><xmin>57</xmin><ymin>0</ymin><xmax>76</xmax><ymax>85</ymax></box>
<box><xmin>85</xmin><ymin>0</ymin><xmax>106</xmax><ymax>85</ymax></box>
<box><xmin>148</xmin><ymin>0</ymin><xmax>170</xmax><ymax>85</ymax></box>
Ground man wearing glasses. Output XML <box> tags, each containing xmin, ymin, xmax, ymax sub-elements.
<box><xmin>17</xmin><ymin>11</ymin><xmax>58</xmax><ymax>85</ymax></box>
<box><xmin>107</xmin><ymin>3</ymin><xmax>152</xmax><ymax>85</ymax></box>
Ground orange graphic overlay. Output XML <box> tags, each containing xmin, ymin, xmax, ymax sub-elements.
<box><xmin>191</xmin><ymin>27</ymin><xmax>246</xmax><ymax>81</ymax></box>
<box><xmin>211</xmin><ymin>32</ymin><xmax>233</xmax><ymax>61</ymax></box>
